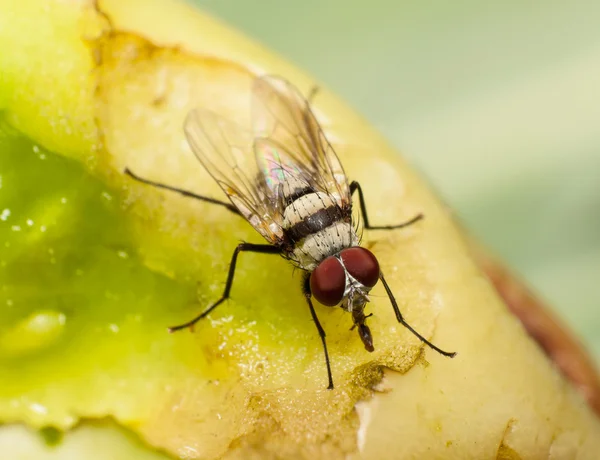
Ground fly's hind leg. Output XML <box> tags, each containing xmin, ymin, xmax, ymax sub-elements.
<box><xmin>307</xmin><ymin>85</ymin><xmax>319</xmax><ymax>104</ymax></box>
<box><xmin>350</xmin><ymin>181</ymin><xmax>424</xmax><ymax>230</ymax></box>
<box><xmin>124</xmin><ymin>168</ymin><xmax>240</xmax><ymax>216</ymax></box>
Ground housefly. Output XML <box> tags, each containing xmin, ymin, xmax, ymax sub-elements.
<box><xmin>125</xmin><ymin>75</ymin><xmax>456</xmax><ymax>389</ymax></box>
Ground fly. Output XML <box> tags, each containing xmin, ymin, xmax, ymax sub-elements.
<box><xmin>124</xmin><ymin>75</ymin><xmax>456</xmax><ymax>389</ymax></box>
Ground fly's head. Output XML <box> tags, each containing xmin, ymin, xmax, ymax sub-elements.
<box><xmin>344</xmin><ymin>278</ymin><xmax>375</xmax><ymax>353</ymax></box>
<box><xmin>309</xmin><ymin>247</ymin><xmax>380</xmax><ymax>352</ymax></box>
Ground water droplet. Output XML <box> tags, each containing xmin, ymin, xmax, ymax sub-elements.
<box><xmin>0</xmin><ymin>310</ymin><xmax>67</xmax><ymax>356</ymax></box>
<box><xmin>0</xmin><ymin>209</ymin><xmax>10</xmax><ymax>221</ymax></box>
<box><xmin>117</xmin><ymin>250</ymin><xmax>129</xmax><ymax>259</ymax></box>
<box><xmin>32</xmin><ymin>145</ymin><xmax>40</xmax><ymax>153</ymax></box>
<box><xmin>108</xmin><ymin>324</ymin><xmax>120</xmax><ymax>334</ymax></box>
<box><xmin>101</xmin><ymin>191</ymin><xmax>113</xmax><ymax>201</ymax></box>
<box><xmin>11</xmin><ymin>225</ymin><xmax>21</xmax><ymax>232</ymax></box>
<box><xmin>26</xmin><ymin>219</ymin><xmax>34</xmax><ymax>227</ymax></box>
<box><xmin>30</xmin><ymin>403</ymin><xmax>48</xmax><ymax>415</ymax></box>
<box><xmin>60</xmin><ymin>197</ymin><xmax>67</xmax><ymax>204</ymax></box>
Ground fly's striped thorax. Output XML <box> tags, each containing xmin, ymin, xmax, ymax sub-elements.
<box><xmin>280</xmin><ymin>178</ymin><xmax>357</xmax><ymax>271</ymax></box>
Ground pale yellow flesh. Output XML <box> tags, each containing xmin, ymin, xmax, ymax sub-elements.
<box><xmin>0</xmin><ymin>0</ymin><xmax>599</xmax><ymax>458</ymax></box>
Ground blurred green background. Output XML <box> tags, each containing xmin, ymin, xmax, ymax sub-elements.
<box><xmin>193</xmin><ymin>0</ymin><xmax>600</xmax><ymax>359</ymax></box>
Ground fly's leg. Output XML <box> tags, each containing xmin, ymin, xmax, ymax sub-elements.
<box><xmin>302</xmin><ymin>274</ymin><xmax>335</xmax><ymax>390</ymax></box>
<box><xmin>379</xmin><ymin>272</ymin><xmax>456</xmax><ymax>358</ymax></box>
<box><xmin>124</xmin><ymin>168</ymin><xmax>240</xmax><ymax>216</ymax></box>
<box><xmin>307</xmin><ymin>85</ymin><xmax>319</xmax><ymax>104</ymax></box>
<box><xmin>349</xmin><ymin>181</ymin><xmax>424</xmax><ymax>230</ymax></box>
<box><xmin>169</xmin><ymin>243</ymin><xmax>281</xmax><ymax>332</ymax></box>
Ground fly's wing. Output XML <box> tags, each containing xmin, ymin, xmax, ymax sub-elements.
<box><xmin>251</xmin><ymin>75</ymin><xmax>351</xmax><ymax>207</ymax></box>
<box><xmin>184</xmin><ymin>108</ymin><xmax>284</xmax><ymax>243</ymax></box>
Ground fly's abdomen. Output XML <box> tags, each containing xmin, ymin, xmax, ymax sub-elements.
<box><xmin>282</xmin><ymin>191</ymin><xmax>356</xmax><ymax>270</ymax></box>
<box><xmin>282</xmin><ymin>192</ymin><xmax>337</xmax><ymax>228</ymax></box>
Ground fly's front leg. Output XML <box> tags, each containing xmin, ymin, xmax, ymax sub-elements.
<box><xmin>349</xmin><ymin>181</ymin><xmax>424</xmax><ymax>230</ymax></box>
<box><xmin>302</xmin><ymin>273</ymin><xmax>335</xmax><ymax>390</ymax></box>
<box><xmin>169</xmin><ymin>243</ymin><xmax>281</xmax><ymax>332</ymax></box>
<box><xmin>379</xmin><ymin>272</ymin><xmax>456</xmax><ymax>358</ymax></box>
<box><xmin>124</xmin><ymin>168</ymin><xmax>240</xmax><ymax>216</ymax></box>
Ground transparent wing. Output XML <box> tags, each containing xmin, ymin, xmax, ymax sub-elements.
<box><xmin>251</xmin><ymin>75</ymin><xmax>350</xmax><ymax>206</ymax></box>
<box><xmin>183</xmin><ymin>108</ymin><xmax>284</xmax><ymax>243</ymax></box>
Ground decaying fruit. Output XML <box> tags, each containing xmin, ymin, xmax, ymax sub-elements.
<box><xmin>0</xmin><ymin>0</ymin><xmax>599</xmax><ymax>458</ymax></box>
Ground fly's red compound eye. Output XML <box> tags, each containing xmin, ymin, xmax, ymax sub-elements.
<box><xmin>340</xmin><ymin>247</ymin><xmax>380</xmax><ymax>288</ymax></box>
<box><xmin>310</xmin><ymin>256</ymin><xmax>346</xmax><ymax>306</ymax></box>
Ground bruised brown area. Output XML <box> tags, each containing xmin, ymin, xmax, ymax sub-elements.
<box><xmin>471</xmin><ymin>241</ymin><xmax>600</xmax><ymax>417</ymax></box>
<box><xmin>495</xmin><ymin>419</ymin><xmax>522</xmax><ymax>460</ymax></box>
